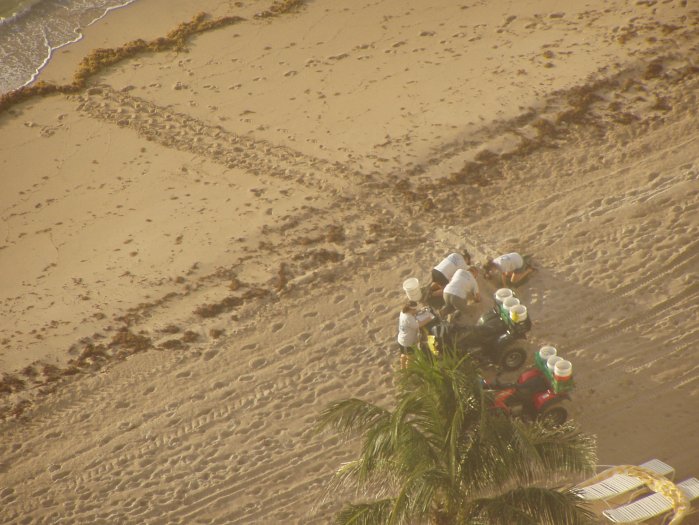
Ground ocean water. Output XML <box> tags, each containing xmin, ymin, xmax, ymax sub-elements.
<box><xmin>0</xmin><ymin>0</ymin><xmax>138</xmax><ymax>95</ymax></box>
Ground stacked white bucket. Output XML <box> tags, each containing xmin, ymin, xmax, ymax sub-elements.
<box><xmin>495</xmin><ymin>288</ymin><xmax>528</xmax><ymax>324</ymax></box>
<box><xmin>536</xmin><ymin>345</ymin><xmax>573</xmax><ymax>392</ymax></box>
<box><xmin>403</xmin><ymin>277</ymin><xmax>422</xmax><ymax>302</ymax></box>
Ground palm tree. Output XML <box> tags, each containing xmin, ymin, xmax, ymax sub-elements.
<box><xmin>316</xmin><ymin>348</ymin><xmax>597</xmax><ymax>525</ymax></box>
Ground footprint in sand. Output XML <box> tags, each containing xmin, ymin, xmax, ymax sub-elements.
<box><xmin>218</xmin><ymin>388</ymin><xmax>236</xmax><ymax>401</ymax></box>
<box><xmin>333</xmin><ymin>294</ymin><xmax>346</xmax><ymax>303</ymax></box>
<box><xmin>304</xmin><ymin>311</ymin><xmax>319</xmax><ymax>318</ymax></box>
<box><xmin>367</xmin><ymin>327</ymin><xmax>382</xmax><ymax>338</ymax></box>
<box><xmin>203</xmin><ymin>349</ymin><xmax>218</xmax><ymax>361</ymax></box>
<box><xmin>277</xmin><ymin>345</ymin><xmax>295</xmax><ymax>357</ymax></box>
<box><xmin>321</xmin><ymin>321</ymin><xmax>336</xmax><ymax>331</ymax></box>
<box><xmin>277</xmin><ymin>363</ymin><xmax>296</xmax><ymax>374</ymax></box>
<box><xmin>249</xmin><ymin>357</ymin><xmax>267</xmax><ymax>369</ymax></box>
<box><xmin>271</xmin><ymin>322</ymin><xmax>285</xmax><ymax>332</ymax></box>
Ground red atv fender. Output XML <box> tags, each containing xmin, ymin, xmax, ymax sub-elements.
<box><xmin>532</xmin><ymin>389</ymin><xmax>571</xmax><ymax>412</ymax></box>
<box><xmin>493</xmin><ymin>388</ymin><xmax>517</xmax><ymax>411</ymax></box>
<box><xmin>516</xmin><ymin>368</ymin><xmax>543</xmax><ymax>385</ymax></box>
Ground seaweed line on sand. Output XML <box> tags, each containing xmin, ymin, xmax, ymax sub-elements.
<box><xmin>0</xmin><ymin>0</ymin><xmax>307</xmax><ymax>116</ymax></box>
<box><xmin>254</xmin><ymin>0</ymin><xmax>306</xmax><ymax>19</ymax></box>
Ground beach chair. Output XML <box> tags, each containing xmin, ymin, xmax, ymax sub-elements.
<box><xmin>602</xmin><ymin>477</ymin><xmax>699</xmax><ymax>523</ymax></box>
<box><xmin>575</xmin><ymin>459</ymin><xmax>675</xmax><ymax>501</ymax></box>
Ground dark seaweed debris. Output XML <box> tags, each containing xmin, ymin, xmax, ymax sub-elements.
<box><xmin>194</xmin><ymin>288</ymin><xmax>270</xmax><ymax>318</ymax></box>
<box><xmin>0</xmin><ymin>12</ymin><xmax>247</xmax><ymax>114</ymax></box>
<box><xmin>0</xmin><ymin>0</ymin><xmax>310</xmax><ymax>115</ymax></box>
<box><xmin>255</xmin><ymin>0</ymin><xmax>305</xmax><ymax>18</ymax></box>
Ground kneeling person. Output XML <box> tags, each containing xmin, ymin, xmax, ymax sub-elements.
<box><xmin>483</xmin><ymin>252</ymin><xmax>535</xmax><ymax>287</ymax></box>
<box><xmin>431</xmin><ymin>251</ymin><xmax>470</xmax><ymax>288</ymax></box>
<box><xmin>442</xmin><ymin>266</ymin><xmax>481</xmax><ymax>317</ymax></box>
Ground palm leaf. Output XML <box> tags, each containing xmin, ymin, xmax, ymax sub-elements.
<box><xmin>335</xmin><ymin>499</ymin><xmax>394</xmax><ymax>525</ymax></box>
<box><xmin>320</xmin><ymin>342</ymin><xmax>598</xmax><ymax>525</ymax></box>
<box><xmin>523</xmin><ymin>421</ymin><xmax>598</xmax><ymax>477</ymax></box>
<box><xmin>358</xmin><ymin>417</ymin><xmax>401</xmax><ymax>480</ymax></box>
<box><xmin>331</xmin><ymin>459</ymin><xmax>397</xmax><ymax>496</ymax></box>
<box><xmin>463</xmin><ymin>486</ymin><xmax>596</xmax><ymax>525</ymax></box>
<box><xmin>316</xmin><ymin>398</ymin><xmax>390</xmax><ymax>438</ymax></box>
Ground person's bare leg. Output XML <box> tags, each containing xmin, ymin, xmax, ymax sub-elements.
<box><xmin>510</xmin><ymin>267</ymin><xmax>536</xmax><ymax>284</ymax></box>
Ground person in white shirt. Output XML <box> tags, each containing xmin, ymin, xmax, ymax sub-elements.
<box><xmin>396</xmin><ymin>301</ymin><xmax>431</xmax><ymax>369</ymax></box>
<box><xmin>431</xmin><ymin>251</ymin><xmax>471</xmax><ymax>287</ymax></box>
<box><xmin>442</xmin><ymin>266</ymin><xmax>481</xmax><ymax>316</ymax></box>
<box><xmin>483</xmin><ymin>252</ymin><xmax>536</xmax><ymax>287</ymax></box>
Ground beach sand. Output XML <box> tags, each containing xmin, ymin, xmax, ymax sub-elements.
<box><xmin>1</xmin><ymin>0</ymin><xmax>698</xmax><ymax>522</ymax></box>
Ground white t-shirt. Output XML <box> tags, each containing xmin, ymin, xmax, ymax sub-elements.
<box><xmin>397</xmin><ymin>311</ymin><xmax>419</xmax><ymax>347</ymax></box>
<box><xmin>443</xmin><ymin>269</ymin><xmax>479</xmax><ymax>299</ymax></box>
<box><xmin>493</xmin><ymin>253</ymin><xmax>524</xmax><ymax>273</ymax></box>
<box><xmin>434</xmin><ymin>253</ymin><xmax>467</xmax><ymax>281</ymax></box>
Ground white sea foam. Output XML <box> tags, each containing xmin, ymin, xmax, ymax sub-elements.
<box><xmin>0</xmin><ymin>0</ymin><xmax>44</xmax><ymax>25</ymax></box>
<box><xmin>0</xmin><ymin>0</ymin><xmax>138</xmax><ymax>95</ymax></box>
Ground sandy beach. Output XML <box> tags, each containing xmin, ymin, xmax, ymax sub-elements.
<box><xmin>1</xmin><ymin>0</ymin><xmax>699</xmax><ymax>522</ymax></box>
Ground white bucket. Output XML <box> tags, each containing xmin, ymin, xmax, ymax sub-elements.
<box><xmin>502</xmin><ymin>296</ymin><xmax>520</xmax><ymax>310</ymax></box>
<box><xmin>402</xmin><ymin>277</ymin><xmax>421</xmax><ymax>302</ymax></box>
<box><xmin>495</xmin><ymin>288</ymin><xmax>513</xmax><ymax>305</ymax></box>
<box><xmin>509</xmin><ymin>304</ymin><xmax>527</xmax><ymax>323</ymax></box>
<box><xmin>547</xmin><ymin>355</ymin><xmax>563</xmax><ymax>374</ymax></box>
<box><xmin>554</xmin><ymin>360</ymin><xmax>573</xmax><ymax>380</ymax></box>
<box><xmin>538</xmin><ymin>346</ymin><xmax>557</xmax><ymax>361</ymax></box>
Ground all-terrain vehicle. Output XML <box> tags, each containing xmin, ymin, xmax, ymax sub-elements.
<box><xmin>483</xmin><ymin>367</ymin><xmax>572</xmax><ymax>426</ymax></box>
<box><xmin>426</xmin><ymin>306</ymin><xmax>530</xmax><ymax>371</ymax></box>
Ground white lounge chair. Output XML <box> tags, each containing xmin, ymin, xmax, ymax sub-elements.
<box><xmin>602</xmin><ymin>477</ymin><xmax>699</xmax><ymax>523</ymax></box>
<box><xmin>575</xmin><ymin>459</ymin><xmax>675</xmax><ymax>501</ymax></box>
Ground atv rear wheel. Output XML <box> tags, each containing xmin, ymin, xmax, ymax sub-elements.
<box><xmin>539</xmin><ymin>405</ymin><xmax>568</xmax><ymax>427</ymax></box>
<box><xmin>500</xmin><ymin>347</ymin><xmax>526</xmax><ymax>371</ymax></box>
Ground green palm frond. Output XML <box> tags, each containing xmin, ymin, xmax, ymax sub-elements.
<box><xmin>522</xmin><ymin>421</ymin><xmax>598</xmax><ymax>477</ymax></box>
<box><xmin>335</xmin><ymin>499</ymin><xmax>394</xmax><ymax>525</ymax></box>
<box><xmin>316</xmin><ymin>398</ymin><xmax>390</xmax><ymax>438</ymax></box>
<box><xmin>399</xmin><ymin>349</ymin><xmax>482</xmax><ymax>433</ymax></box>
<box><xmin>330</xmin><ymin>458</ymin><xmax>402</xmax><ymax>500</ymax></box>
<box><xmin>390</xmin><ymin>418</ymin><xmax>440</xmax><ymax>475</ymax></box>
<box><xmin>463</xmin><ymin>486</ymin><xmax>596</xmax><ymax>525</ymax></box>
<box><xmin>320</xmin><ymin>343</ymin><xmax>598</xmax><ymax>525</ymax></box>
<box><xmin>388</xmin><ymin>465</ymin><xmax>461</xmax><ymax>525</ymax></box>
<box><xmin>358</xmin><ymin>417</ymin><xmax>401</xmax><ymax>479</ymax></box>
<box><xmin>458</xmin><ymin>413</ymin><xmax>538</xmax><ymax>492</ymax></box>
<box><xmin>459</xmin><ymin>415</ymin><xmax>596</xmax><ymax>493</ymax></box>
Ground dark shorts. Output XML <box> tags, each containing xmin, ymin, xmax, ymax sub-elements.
<box><xmin>431</xmin><ymin>268</ymin><xmax>449</xmax><ymax>287</ymax></box>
